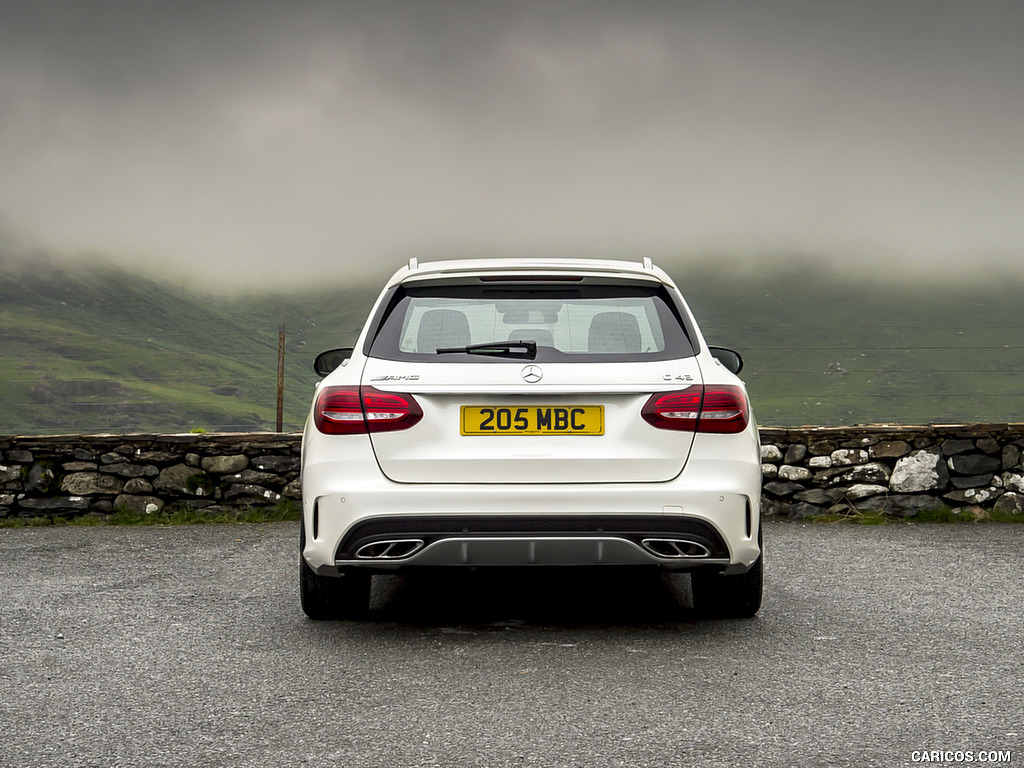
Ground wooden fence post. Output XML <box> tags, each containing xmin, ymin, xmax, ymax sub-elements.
<box><xmin>276</xmin><ymin>325</ymin><xmax>286</xmax><ymax>433</ymax></box>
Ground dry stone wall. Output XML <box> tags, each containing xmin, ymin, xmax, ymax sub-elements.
<box><xmin>3</xmin><ymin>426</ymin><xmax>1024</xmax><ymax>520</ymax></box>
<box><xmin>759</xmin><ymin>424</ymin><xmax>1024</xmax><ymax>518</ymax></box>
<box><xmin>0</xmin><ymin>433</ymin><xmax>301</xmax><ymax>519</ymax></box>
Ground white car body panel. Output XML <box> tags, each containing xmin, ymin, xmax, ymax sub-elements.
<box><xmin>300</xmin><ymin>258</ymin><xmax>762</xmax><ymax>610</ymax></box>
<box><xmin>359</xmin><ymin>358</ymin><xmax>702</xmax><ymax>483</ymax></box>
<box><xmin>300</xmin><ymin>431</ymin><xmax>762</xmax><ymax>573</ymax></box>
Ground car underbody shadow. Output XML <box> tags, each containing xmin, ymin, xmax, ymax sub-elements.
<box><xmin>360</xmin><ymin>566</ymin><xmax>699</xmax><ymax>628</ymax></box>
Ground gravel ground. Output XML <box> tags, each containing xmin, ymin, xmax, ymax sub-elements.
<box><xmin>1</xmin><ymin>520</ymin><xmax>1022</xmax><ymax>767</ymax></box>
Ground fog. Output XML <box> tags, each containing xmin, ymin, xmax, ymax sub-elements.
<box><xmin>1</xmin><ymin>0</ymin><xmax>1022</xmax><ymax>289</ymax></box>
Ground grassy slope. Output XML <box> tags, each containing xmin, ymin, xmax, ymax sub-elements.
<box><xmin>2</xmin><ymin>252</ymin><xmax>1022</xmax><ymax>433</ymax></box>
<box><xmin>0</xmin><ymin>252</ymin><xmax>371</xmax><ymax>434</ymax></box>
<box><xmin>680</xmin><ymin>258</ymin><xmax>1024</xmax><ymax>426</ymax></box>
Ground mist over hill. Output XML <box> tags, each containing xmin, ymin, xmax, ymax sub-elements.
<box><xmin>0</xmin><ymin>250</ymin><xmax>371</xmax><ymax>434</ymax></box>
<box><xmin>4</xmin><ymin>1</ymin><xmax>1023</xmax><ymax>289</ymax></box>
<box><xmin>2</xmin><ymin>248</ymin><xmax>1023</xmax><ymax>435</ymax></box>
<box><xmin>5</xmin><ymin>0</ymin><xmax>1021</xmax><ymax>435</ymax></box>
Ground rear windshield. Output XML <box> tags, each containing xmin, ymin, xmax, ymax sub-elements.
<box><xmin>366</xmin><ymin>282</ymin><xmax>695</xmax><ymax>363</ymax></box>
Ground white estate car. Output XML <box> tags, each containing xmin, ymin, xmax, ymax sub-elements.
<box><xmin>300</xmin><ymin>258</ymin><xmax>762</xmax><ymax>619</ymax></box>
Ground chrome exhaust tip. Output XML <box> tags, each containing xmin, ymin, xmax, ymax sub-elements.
<box><xmin>640</xmin><ymin>538</ymin><xmax>712</xmax><ymax>559</ymax></box>
<box><xmin>355</xmin><ymin>539</ymin><xmax>426</xmax><ymax>560</ymax></box>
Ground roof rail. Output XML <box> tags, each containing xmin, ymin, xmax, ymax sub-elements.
<box><xmin>408</xmin><ymin>258</ymin><xmax>418</xmax><ymax>270</ymax></box>
<box><xmin>642</xmin><ymin>257</ymin><xmax>654</xmax><ymax>270</ymax></box>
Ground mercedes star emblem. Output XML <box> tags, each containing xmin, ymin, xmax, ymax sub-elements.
<box><xmin>521</xmin><ymin>365</ymin><xmax>543</xmax><ymax>384</ymax></box>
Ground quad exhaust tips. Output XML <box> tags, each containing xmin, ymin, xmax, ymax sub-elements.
<box><xmin>640</xmin><ymin>538</ymin><xmax>712</xmax><ymax>559</ymax></box>
<box><xmin>354</xmin><ymin>536</ymin><xmax>712</xmax><ymax>562</ymax></box>
<box><xmin>355</xmin><ymin>539</ymin><xmax>426</xmax><ymax>560</ymax></box>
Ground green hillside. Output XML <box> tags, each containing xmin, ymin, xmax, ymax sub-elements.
<box><xmin>2</xmin><ymin>251</ymin><xmax>1022</xmax><ymax>434</ymax></box>
<box><xmin>0</xmin><ymin>251</ymin><xmax>371</xmax><ymax>434</ymax></box>
<box><xmin>680</xmin><ymin>257</ymin><xmax>1024</xmax><ymax>427</ymax></box>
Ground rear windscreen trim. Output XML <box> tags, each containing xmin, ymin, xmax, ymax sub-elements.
<box><xmin>363</xmin><ymin>281</ymin><xmax>697</xmax><ymax>364</ymax></box>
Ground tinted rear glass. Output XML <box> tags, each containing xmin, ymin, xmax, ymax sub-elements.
<box><xmin>367</xmin><ymin>282</ymin><xmax>695</xmax><ymax>362</ymax></box>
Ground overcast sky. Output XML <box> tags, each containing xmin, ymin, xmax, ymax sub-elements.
<box><xmin>1</xmin><ymin>0</ymin><xmax>1022</xmax><ymax>288</ymax></box>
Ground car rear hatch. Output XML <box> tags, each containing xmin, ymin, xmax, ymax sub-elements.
<box><xmin>358</xmin><ymin>358</ymin><xmax>703</xmax><ymax>483</ymax></box>
<box><xmin>339</xmin><ymin>271</ymin><xmax>709</xmax><ymax>484</ymax></box>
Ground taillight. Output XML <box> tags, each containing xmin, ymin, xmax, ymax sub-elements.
<box><xmin>313</xmin><ymin>387</ymin><xmax>364</xmax><ymax>434</ymax></box>
<box><xmin>642</xmin><ymin>385</ymin><xmax>749</xmax><ymax>434</ymax></box>
<box><xmin>697</xmin><ymin>385</ymin><xmax>750</xmax><ymax>433</ymax></box>
<box><xmin>313</xmin><ymin>386</ymin><xmax>423</xmax><ymax>435</ymax></box>
<box><xmin>641</xmin><ymin>388</ymin><xmax>702</xmax><ymax>431</ymax></box>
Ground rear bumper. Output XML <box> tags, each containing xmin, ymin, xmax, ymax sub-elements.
<box><xmin>343</xmin><ymin>536</ymin><xmax>730</xmax><ymax>569</ymax></box>
<box><xmin>333</xmin><ymin>514</ymin><xmax>733</xmax><ymax>570</ymax></box>
<box><xmin>301</xmin><ymin>457</ymin><xmax>762</xmax><ymax>575</ymax></box>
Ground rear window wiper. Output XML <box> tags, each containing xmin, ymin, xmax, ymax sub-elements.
<box><xmin>436</xmin><ymin>340</ymin><xmax>538</xmax><ymax>359</ymax></box>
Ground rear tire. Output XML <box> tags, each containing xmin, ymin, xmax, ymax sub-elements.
<box><xmin>691</xmin><ymin>527</ymin><xmax>763</xmax><ymax>618</ymax></box>
<box><xmin>691</xmin><ymin>557</ymin><xmax>762</xmax><ymax>618</ymax></box>
<box><xmin>299</xmin><ymin>524</ymin><xmax>371</xmax><ymax>620</ymax></box>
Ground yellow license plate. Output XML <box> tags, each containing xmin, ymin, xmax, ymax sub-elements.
<box><xmin>461</xmin><ymin>405</ymin><xmax>604</xmax><ymax>435</ymax></box>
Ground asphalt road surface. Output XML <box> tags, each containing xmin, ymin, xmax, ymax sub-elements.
<box><xmin>1</xmin><ymin>520</ymin><xmax>1022</xmax><ymax>768</ymax></box>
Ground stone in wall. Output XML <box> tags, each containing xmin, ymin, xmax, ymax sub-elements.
<box><xmin>994</xmin><ymin>492</ymin><xmax>1024</xmax><ymax>515</ymax></box>
<box><xmin>794</xmin><ymin>488</ymin><xmax>843</xmax><ymax>505</ymax></box>
<box><xmin>948</xmin><ymin>454</ymin><xmax>1001</xmax><ymax>475</ymax></box>
<box><xmin>784</xmin><ymin>502</ymin><xmax>824</xmax><ymax>520</ymax></box>
<box><xmin>201</xmin><ymin>455</ymin><xmax>249</xmax><ymax>474</ymax></box>
<box><xmin>24</xmin><ymin>463</ymin><xmax>58</xmax><ymax>493</ymax></box>
<box><xmin>950</xmin><ymin>474</ymin><xmax>994</xmax><ymax>490</ymax></box>
<box><xmin>63</xmin><ymin>461</ymin><xmax>98</xmax><ymax>472</ymax></box>
<box><xmin>831</xmin><ymin>449</ymin><xmax>869</xmax><ymax>466</ymax></box>
<box><xmin>869</xmin><ymin>441</ymin><xmax>911</xmax><ymax>459</ymax></box>
<box><xmin>61</xmin><ymin>472</ymin><xmax>124</xmax><ymax>495</ymax></box>
<box><xmin>764</xmin><ymin>481</ymin><xmax>803</xmax><ymax>498</ymax></box>
<box><xmin>890</xmin><ymin>448</ymin><xmax>948</xmax><ymax>493</ymax></box>
<box><xmin>778</xmin><ymin>465</ymin><xmax>812</xmax><ymax>482</ymax></box>
<box><xmin>944</xmin><ymin>487</ymin><xmax>1001</xmax><ymax>505</ymax></box>
<box><xmin>843</xmin><ymin>484</ymin><xmax>889</xmax><ymax>500</ymax></box>
<box><xmin>1002</xmin><ymin>472</ymin><xmax>1024</xmax><ymax>493</ymax></box>
<box><xmin>941</xmin><ymin>439</ymin><xmax>975</xmax><ymax>456</ymax></box>
<box><xmin>252</xmin><ymin>455</ymin><xmax>299</xmax><ymax>473</ymax></box>
<box><xmin>1003</xmin><ymin>445</ymin><xmax>1021</xmax><ymax>470</ymax></box>
<box><xmin>124</xmin><ymin>478</ymin><xmax>154</xmax><ymax>494</ymax></box>
<box><xmin>807</xmin><ymin>439</ymin><xmax>839</xmax><ymax>456</ymax></box>
<box><xmin>223</xmin><ymin>470</ymin><xmax>280</xmax><ymax>486</ymax></box>
<box><xmin>816</xmin><ymin>462</ymin><xmax>891</xmax><ymax>487</ymax></box>
<box><xmin>841</xmin><ymin>436</ymin><xmax>878</xmax><ymax>449</ymax></box>
<box><xmin>114</xmin><ymin>495</ymin><xmax>165</xmax><ymax>514</ymax></box>
<box><xmin>154</xmin><ymin>465</ymin><xmax>213</xmax><ymax>496</ymax></box>
<box><xmin>133</xmin><ymin>450</ymin><xmax>179</xmax><ymax>463</ymax></box>
<box><xmin>19</xmin><ymin>497</ymin><xmax>90</xmax><ymax>513</ymax></box>
<box><xmin>99</xmin><ymin>462</ymin><xmax>159</xmax><ymax>478</ymax></box>
<box><xmin>98</xmin><ymin>462</ymin><xmax>158</xmax><ymax>481</ymax></box>
<box><xmin>224</xmin><ymin>484</ymin><xmax>282</xmax><ymax>503</ymax></box>
<box><xmin>976</xmin><ymin>437</ymin><xmax>1000</xmax><ymax>454</ymax></box>
<box><xmin>784</xmin><ymin>444</ymin><xmax>807</xmax><ymax>464</ymax></box>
